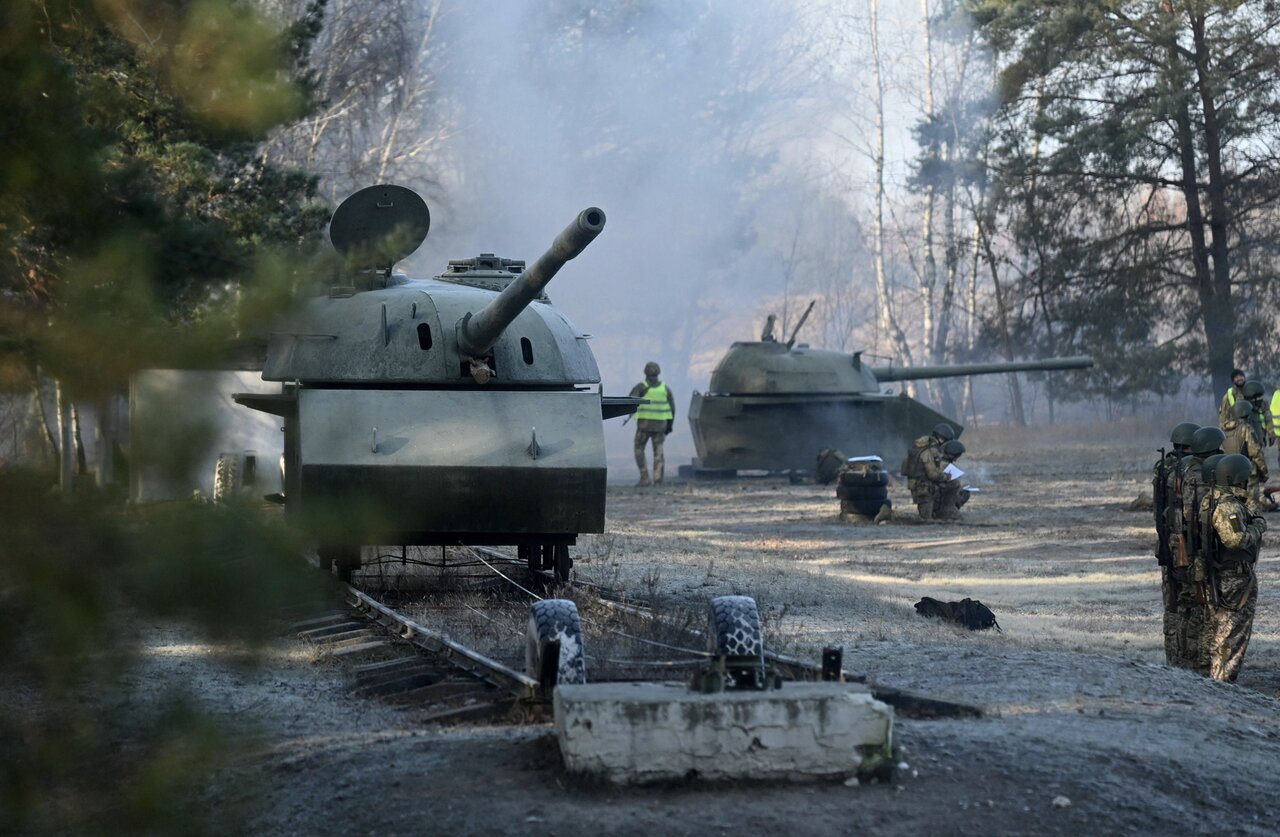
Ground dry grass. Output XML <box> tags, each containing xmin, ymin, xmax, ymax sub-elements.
<box><xmin>601</xmin><ymin>429</ymin><xmax>1280</xmax><ymax>691</ymax></box>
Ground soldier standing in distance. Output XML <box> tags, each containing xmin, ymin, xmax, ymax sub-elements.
<box><xmin>902</xmin><ymin>422</ymin><xmax>958</xmax><ymax>521</ymax></box>
<box><xmin>1271</xmin><ymin>385</ymin><xmax>1280</xmax><ymax>467</ymax></box>
<box><xmin>1199</xmin><ymin>453</ymin><xmax>1266</xmax><ymax>682</ymax></box>
<box><xmin>630</xmin><ymin>361</ymin><xmax>675</xmax><ymax>486</ymax></box>
<box><xmin>1243</xmin><ymin>381</ymin><xmax>1272</xmax><ymax>450</ymax></box>
<box><xmin>1155</xmin><ymin>422</ymin><xmax>1200</xmax><ymax>667</ymax></box>
<box><xmin>1221</xmin><ymin>400</ymin><xmax>1269</xmax><ymax>505</ymax></box>
<box><xmin>1218</xmin><ymin>368</ymin><xmax>1247</xmax><ymax>425</ymax></box>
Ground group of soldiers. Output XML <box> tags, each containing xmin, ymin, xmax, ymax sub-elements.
<box><xmin>1153</xmin><ymin>371</ymin><xmax>1279</xmax><ymax>681</ymax></box>
<box><xmin>903</xmin><ymin>422</ymin><xmax>970</xmax><ymax>521</ymax></box>
<box><xmin>1217</xmin><ymin>368</ymin><xmax>1280</xmax><ymax>506</ymax></box>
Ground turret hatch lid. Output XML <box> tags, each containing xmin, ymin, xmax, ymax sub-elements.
<box><xmin>329</xmin><ymin>184</ymin><xmax>431</xmax><ymax>268</ymax></box>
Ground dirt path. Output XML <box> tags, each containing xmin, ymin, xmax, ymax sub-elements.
<box><xmin>174</xmin><ymin>429</ymin><xmax>1280</xmax><ymax>834</ymax></box>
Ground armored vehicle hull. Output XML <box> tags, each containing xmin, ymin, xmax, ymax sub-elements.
<box><xmin>236</xmin><ymin>186</ymin><xmax>636</xmax><ymax>580</ymax></box>
<box><xmin>688</xmin><ymin>337</ymin><xmax>1091</xmax><ymax>475</ymax></box>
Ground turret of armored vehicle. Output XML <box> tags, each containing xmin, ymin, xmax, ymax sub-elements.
<box><xmin>235</xmin><ymin>185</ymin><xmax>638</xmax><ymax>580</ymax></box>
<box><xmin>687</xmin><ymin>313</ymin><xmax>1093</xmax><ymax>476</ymax></box>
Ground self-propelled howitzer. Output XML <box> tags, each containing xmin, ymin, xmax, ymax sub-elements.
<box><xmin>687</xmin><ymin>327</ymin><xmax>1092</xmax><ymax>476</ymax></box>
<box><xmin>235</xmin><ymin>185</ymin><xmax>637</xmax><ymax>580</ymax></box>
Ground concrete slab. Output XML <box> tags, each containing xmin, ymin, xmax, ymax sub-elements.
<box><xmin>554</xmin><ymin>681</ymin><xmax>893</xmax><ymax>784</ymax></box>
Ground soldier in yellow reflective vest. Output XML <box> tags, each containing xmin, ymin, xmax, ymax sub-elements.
<box><xmin>1272</xmin><ymin>387</ymin><xmax>1280</xmax><ymax>494</ymax></box>
<box><xmin>1218</xmin><ymin>368</ymin><xmax>1247</xmax><ymax>426</ymax></box>
<box><xmin>629</xmin><ymin>361</ymin><xmax>676</xmax><ymax>486</ymax></box>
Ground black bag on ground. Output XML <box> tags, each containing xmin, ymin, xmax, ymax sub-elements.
<box><xmin>914</xmin><ymin>597</ymin><xmax>1001</xmax><ymax>632</ymax></box>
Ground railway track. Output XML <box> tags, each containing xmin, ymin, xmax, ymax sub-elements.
<box><xmin>293</xmin><ymin>546</ymin><xmax>982</xmax><ymax>721</ymax></box>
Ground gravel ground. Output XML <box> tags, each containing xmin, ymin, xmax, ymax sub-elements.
<box><xmin>144</xmin><ymin>426</ymin><xmax>1280</xmax><ymax>834</ymax></box>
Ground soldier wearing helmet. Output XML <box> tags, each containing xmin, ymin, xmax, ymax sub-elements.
<box><xmin>1241</xmin><ymin>381</ymin><xmax>1272</xmax><ymax>451</ymax></box>
<box><xmin>901</xmin><ymin>423</ymin><xmax>964</xmax><ymax>521</ymax></box>
<box><xmin>629</xmin><ymin>361</ymin><xmax>676</xmax><ymax>486</ymax></box>
<box><xmin>1198</xmin><ymin>453</ymin><xmax>1266</xmax><ymax>681</ymax></box>
<box><xmin>1218</xmin><ymin>368</ymin><xmax>1247</xmax><ymax>425</ymax></box>
<box><xmin>1153</xmin><ymin>422</ymin><xmax>1202</xmax><ymax>668</ymax></box>
<box><xmin>1221</xmin><ymin>399</ymin><xmax>1268</xmax><ymax>505</ymax></box>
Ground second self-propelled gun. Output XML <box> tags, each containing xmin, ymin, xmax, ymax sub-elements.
<box><xmin>688</xmin><ymin>315</ymin><xmax>1092</xmax><ymax>476</ymax></box>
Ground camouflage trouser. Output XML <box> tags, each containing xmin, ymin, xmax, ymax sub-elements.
<box><xmin>1201</xmin><ymin>563</ymin><xmax>1257</xmax><ymax>682</ymax></box>
<box><xmin>910</xmin><ymin>479</ymin><xmax>968</xmax><ymax>521</ymax></box>
<box><xmin>1161</xmin><ymin>568</ymin><xmax>1207</xmax><ymax>671</ymax></box>
<box><xmin>634</xmin><ymin>426</ymin><xmax>666</xmax><ymax>484</ymax></box>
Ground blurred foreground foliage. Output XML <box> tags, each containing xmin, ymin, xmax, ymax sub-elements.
<box><xmin>1</xmin><ymin>1</ymin><xmax>333</xmax><ymax>832</ymax></box>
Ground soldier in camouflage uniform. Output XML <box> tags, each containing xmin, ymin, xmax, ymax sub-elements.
<box><xmin>902</xmin><ymin>424</ymin><xmax>965</xmax><ymax>521</ymax></box>
<box><xmin>1242</xmin><ymin>381</ymin><xmax>1272</xmax><ymax>450</ymax></box>
<box><xmin>1198</xmin><ymin>453</ymin><xmax>1265</xmax><ymax>682</ymax></box>
<box><xmin>1221</xmin><ymin>400</ymin><xmax>1269</xmax><ymax>505</ymax></box>
<box><xmin>1218</xmin><ymin>368</ymin><xmax>1247</xmax><ymax>425</ymax></box>
<box><xmin>1154</xmin><ymin>422</ymin><xmax>1201</xmax><ymax>667</ymax></box>
<box><xmin>935</xmin><ymin>440</ymin><xmax>971</xmax><ymax>520</ymax></box>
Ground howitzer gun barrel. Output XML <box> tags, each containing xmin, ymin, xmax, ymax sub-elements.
<box><xmin>871</xmin><ymin>355</ymin><xmax>1093</xmax><ymax>383</ymax></box>
<box><xmin>458</xmin><ymin>207</ymin><xmax>606</xmax><ymax>357</ymax></box>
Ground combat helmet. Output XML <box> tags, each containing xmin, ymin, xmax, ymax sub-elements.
<box><xmin>1243</xmin><ymin>380</ymin><xmax>1265</xmax><ymax>399</ymax></box>
<box><xmin>1190</xmin><ymin>426</ymin><xmax>1225</xmax><ymax>457</ymax></box>
<box><xmin>1170</xmin><ymin>422</ymin><xmax>1200</xmax><ymax>449</ymax></box>
<box><xmin>644</xmin><ymin>361</ymin><xmax>661</xmax><ymax>377</ymax></box>
<box><xmin>1230</xmin><ymin>400</ymin><xmax>1254</xmax><ymax>420</ymax></box>
<box><xmin>1201</xmin><ymin>453</ymin><xmax>1226</xmax><ymax>483</ymax></box>
<box><xmin>1214</xmin><ymin>453</ymin><xmax>1253</xmax><ymax>489</ymax></box>
<box><xmin>932</xmin><ymin>423</ymin><xmax>958</xmax><ymax>442</ymax></box>
<box><xmin>942</xmin><ymin>440</ymin><xmax>965</xmax><ymax>460</ymax></box>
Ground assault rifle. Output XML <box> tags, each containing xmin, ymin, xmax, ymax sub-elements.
<box><xmin>1200</xmin><ymin>492</ymin><xmax>1222</xmax><ymax>608</ymax></box>
<box><xmin>1154</xmin><ymin>447</ymin><xmax>1172</xmax><ymax>567</ymax></box>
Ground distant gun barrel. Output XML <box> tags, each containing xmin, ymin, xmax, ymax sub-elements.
<box><xmin>458</xmin><ymin>207</ymin><xmax>606</xmax><ymax>356</ymax></box>
<box><xmin>871</xmin><ymin>355</ymin><xmax>1094</xmax><ymax>383</ymax></box>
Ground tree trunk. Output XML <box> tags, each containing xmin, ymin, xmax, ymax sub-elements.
<box><xmin>977</xmin><ymin>213</ymin><xmax>1025</xmax><ymax>425</ymax></box>
<box><xmin>56</xmin><ymin>380</ymin><xmax>73</xmax><ymax>495</ymax></box>
<box><xmin>71</xmin><ymin>403</ymin><xmax>87</xmax><ymax>476</ymax></box>
<box><xmin>869</xmin><ymin>0</ymin><xmax>915</xmax><ymax>385</ymax></box>
<box><xmin>1188</xmin><ymin>10</ymin><xmax>1235</xmax><ymax>399</ymax></box>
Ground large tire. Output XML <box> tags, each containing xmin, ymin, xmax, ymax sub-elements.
<box><xmin>840</xmin><ymin>470</ymin><xmax>889</xmax><ymax>488</ymax></box>
<box><xmin>708</xmin><ymin>595</ymin><xmax>765</xmax><ymax>689</ymax></box>
<box><xmin>837</xmin><ymin>484</ymin><xmax>890</xmax><ymax>502</ymax></box>
<box><xmin>526</xmin><ymin>599</ymin><xmax>587</xmax><ymax>688</ymax></box>
<box><xmin>213</xmin><ymin>452</ymin><xmax>245</xmax><ymax>502</ymax></box>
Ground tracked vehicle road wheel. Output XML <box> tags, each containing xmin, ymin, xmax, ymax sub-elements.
<box><xmin>213</xmin><ymin>452</ymin><xmax>245</xmax><ymax>501</ymax></box>
<box><xmin>526</xmin><ymin>599</ymin><xmax>586</xmax><ymax>689</ymax></box>
<box><xmin>708</xmin><ymin>595</ymin><xmax>765</xmax><ymax>689</ymax></box>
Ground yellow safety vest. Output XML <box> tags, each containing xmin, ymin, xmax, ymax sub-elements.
<box><xmin>1272</xmin><ymin>389</ymin><xmax>1280</xmax><ymax>435</ymax></box>
<box><xmin>635</xmin><ymin>382</ymin><xmax>673</xmax><ymax>421</ymax></box>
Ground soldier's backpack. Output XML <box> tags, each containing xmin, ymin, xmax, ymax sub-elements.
<box><xmin>914</xmin><ymin>597</ymin><xmax>1001</xmax><ymax>632</ymax></box>
<box><xmin>900</xmin><ymin>439</ymin><xmax>930</xmax><ymax>479</ymax></box>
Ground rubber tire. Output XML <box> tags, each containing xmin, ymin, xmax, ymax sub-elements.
<box><xmin>840</xmin><ymin>470</ymin><xmax>889</xmax><ymax>488</ymax></box>
<box><xmin>708</xmin><ymin>595</ymin><xmax>766</xmax><ymax>688</ymax></box>
<box><xmin>213</xmin><ymin>452</ymin><xmax>245</xmax><ymax>502</ymax></box>
<box><xmin>837</xmin><ymin>484</ymin><xmax>890</xmax><ymax>502</ymax></box>
<box><xmin>526</xmin><ymin>599</ymin><xmax>587</xmax><ymax>687</ymax></box>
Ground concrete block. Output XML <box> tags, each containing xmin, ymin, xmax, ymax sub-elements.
<box><xmin>554</xmin><ymin>681</ymin><xmax>893</xmax><ymax>784</ymax></box>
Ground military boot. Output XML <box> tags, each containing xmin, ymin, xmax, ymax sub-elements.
<box><xmin>637</xmin><ymin>468</ymin><xmax>652</xmax><ymax>487</ymax></box>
